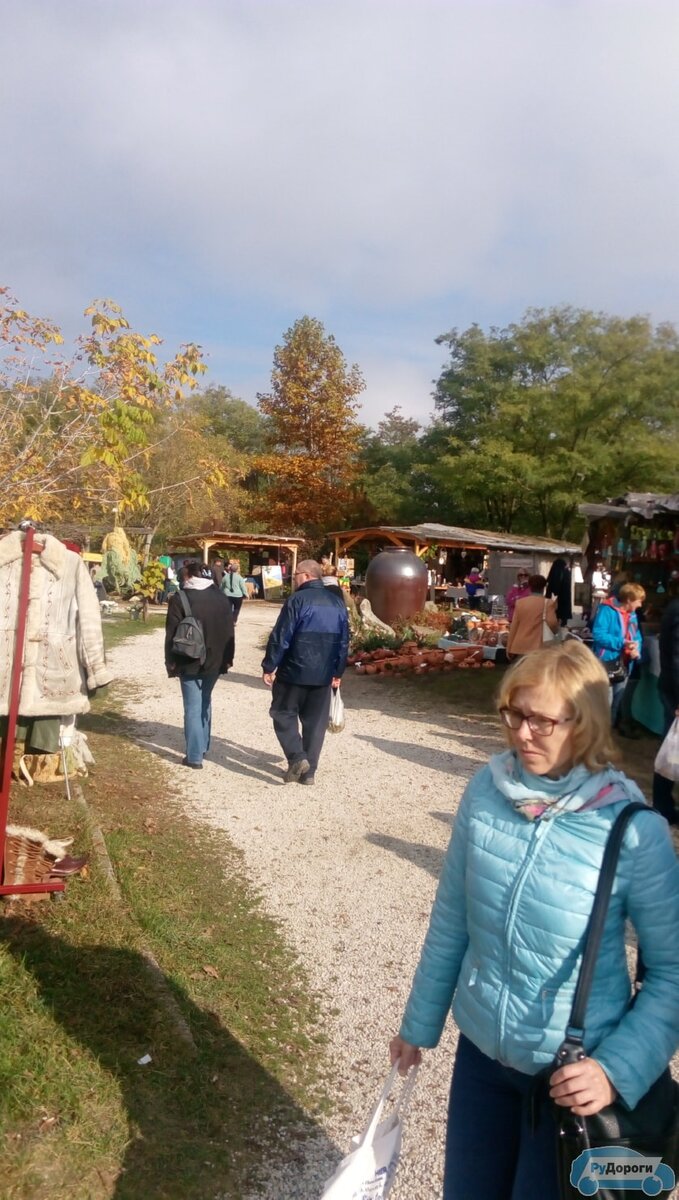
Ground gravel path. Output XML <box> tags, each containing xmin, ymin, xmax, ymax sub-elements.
<box><xmin>106</xmin><ymin>605</ymin><xmax>501</xmax><ymax>1197</ymax></box>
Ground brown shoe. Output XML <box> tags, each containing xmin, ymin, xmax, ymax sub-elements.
<box><xmin>49</xmin><ymin>855</ymin><xmax>89</xmax><ymax>876</ymax></box>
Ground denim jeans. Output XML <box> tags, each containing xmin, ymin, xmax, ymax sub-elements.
<box><xmin>179</xmin><ymin>673</ymin><xmax>219</xmax><ymax>764</ymax></box>
<box><xmin>609</xmin><ymin>678</ymin><xmax>627</xmax><ymax>725</ymax></box>
<box><xmin>444</xmin><ymin>1035</ymin><xmax>559</xmax><ymax>1200</ymax></box>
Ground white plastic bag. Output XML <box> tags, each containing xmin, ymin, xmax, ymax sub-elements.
<box><xmin>328</xmin><ymin>686</ymin><xmax>345</xmax><ymax>734</ymax></box>
<box><xmin>320</xmin><ymin>1063</ymin><xmax>418</xmax><ymax>1199</ymax></box>
<box><xmin>655</xmin><ymin>718</ymin><xmax>679</xmax><ymax>782</ymax></box>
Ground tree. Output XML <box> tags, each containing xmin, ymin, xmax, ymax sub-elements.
<box><xmin>191</xmin><ymin>386</ymin><xmax>268</xmax><ymax>453</ymax></box>
<box><xmin>137</xmin><ymin>402</ymin><xmax>254</xmax><ymax>543</ymax></box>
<box><xmin>0</xmin><ymin>290</ymin><xmax>207</xmax><ymax>526</ymax></box>
<box><xmin>432</xmin><ymin>306</ymin><xmax>679</xmax><ymax>537</ymax></box>
<box><xmin>351</xmin><ymin>407</ymin><xmax>423</xmax><ymax>525</ymax></box>
<box><xmin>255</xmin><ymin>316</ymin><xmax>365</xmax><ymax>534</ymax></box>
<box><xmin>374</xmin><ymin>406</ymin><xmax>421</xmax><ymax>447</ymax></box>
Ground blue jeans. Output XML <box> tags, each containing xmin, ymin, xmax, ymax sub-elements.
<box><xmin>179</xmin><ymin>673</ymin><xmax>219</xmax><ymax>764</ymax></box>
<box><xmin>610</xmin><ymin>678</ymin><xmax>627</xmax><ymax>725</ymax></box>
<box><xmin>444</xmin><ymin>1035</ymin><xmax>559</xmax><ymax>1200</ymax></box>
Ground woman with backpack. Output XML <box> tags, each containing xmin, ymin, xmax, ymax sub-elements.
<box><xmin>165</xmin><ymin>562</ymin><xmax>234</xmax><ymax>769</ymax></box>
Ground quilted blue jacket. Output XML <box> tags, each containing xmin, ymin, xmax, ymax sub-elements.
<box><xmin>399</xmin><ymin>755</ymin><xmax>679</xmax><ymax>1107</ymax></box>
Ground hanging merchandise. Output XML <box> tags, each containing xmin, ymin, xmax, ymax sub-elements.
<box><xmin>0</xmin><ymin>530</ymin><xmax>113</xmax><ymax>717</ymax></box>
<box><xmin>0</xmin><ymin>526</ymin><xmax>111</xmax><ymax>899</ymax></box>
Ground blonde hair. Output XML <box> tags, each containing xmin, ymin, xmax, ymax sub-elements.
<box><xmin>496</xmin><ymin>640</ymin><xmax>618</xmax><ymax>771</ymax></box>
<box><xmin>618</xmin><ymin>582</ymin><xmax>645</xmax><ymax>605</ymax></box>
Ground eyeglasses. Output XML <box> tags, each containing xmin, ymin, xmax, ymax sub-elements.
<box><xmin>499</xmin><ymin>707</ymin><xmax>575</xmax><ymax>737</ymax></box>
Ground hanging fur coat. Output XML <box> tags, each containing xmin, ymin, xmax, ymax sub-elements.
<box><xmin>0</xmin><ymin>532</ymin><xmax>114</xmax><ymax>716</ymax></box>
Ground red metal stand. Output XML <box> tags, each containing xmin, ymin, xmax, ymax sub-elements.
<box><xmin>0</xmin><ymin>526</ymin><xmax>64</xmax><ymax>896</ymax></box>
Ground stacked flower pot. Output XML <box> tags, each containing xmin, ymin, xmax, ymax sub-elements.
<box><xmin>347</xmin><ymin>641</ymin><xmax>494</xmax><ymax>676</ymax></box>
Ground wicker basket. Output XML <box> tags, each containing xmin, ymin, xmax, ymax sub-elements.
<box><xmin>3</xmin><ymin>827</ymin><xmax>56</xmax><ymax>899</ymax></box>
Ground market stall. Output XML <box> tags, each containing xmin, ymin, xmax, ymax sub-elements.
<box><xmin>328</xmin><ymin>523</ymin><xmax>582</xmax><ymax>608</ymax></box>
<box><xmin>166</xmin><ymin>530</ymin><xmax>306</xmax><ymax>597</ymax></box>
<box><xmin>580</xmin><ymin>493</ymin><xmax>679</xmax><ymax>613</ymax></box>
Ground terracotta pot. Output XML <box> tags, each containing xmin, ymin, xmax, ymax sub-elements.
<box><xmin>365</xmin><ymin>547</ymin><xmax>428</xmax><ymax>627</ymax></box>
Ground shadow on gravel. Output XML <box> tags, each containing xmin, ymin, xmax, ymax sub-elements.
<box><xmin>365</xmin><ymin>832</ymin><xmax>445</xmax><ymax>879</ymax></box>
<box><xmin>353</xmin><ymin>733</ymin><xmax>478</xmax><ymax>774</ymax></box>
<box><xmin>82</xmin><ymin>711</ymin><xmax>283</xmax><ymax>784</ymax></box>
<box><xmin>218</xmin><ymin>671</ymin><xmax>268</xmax><ymax>691</ymax></box>
<box><xmin>0</xmin><ymin>919</ymin><xmax>338</xmax><ymax>1200</ymax></box>
<box><xmin>430</xmin><ymin>810</ymin><xmax>455</xmax><ymax>827</ymax></box>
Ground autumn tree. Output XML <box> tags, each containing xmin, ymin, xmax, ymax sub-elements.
<box><xmin>139</xmin><ymin>395</ymin><xmax>256</xmax><ymax>542</ymax></box>
<box><xmin>0</xmin><ymin>289</ymin><xmax>207</xmax><ymax>526</ymax></box>
<box><xmin>255</xmin><ymin>316</ymin><xmax>365</xmax><ymax>535</ymax></box>
<box><xmin>431</xmin><ymin>306</ymin><xmax>679</xmax><ymax>537</ymax></box>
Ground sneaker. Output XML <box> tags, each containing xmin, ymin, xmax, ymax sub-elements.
<box><xmin>297</xmin><ymin>774</ymin><xmax>315</xmax><ymax>786</ymax></box>
<box><xmin>182</xmin><ymin>758</ymin><xmax>203</xmax><ymax>770</ymax></box>
<box><xmin>283</xmin><ymin>757</ymin><xmax>310</xmax><ymax>783</ymax></box>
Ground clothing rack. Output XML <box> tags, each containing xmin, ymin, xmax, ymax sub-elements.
<box><xmin>0</xmin><ymin>525</ymin><xmax>65</xmax><ymax>896</ymax></box>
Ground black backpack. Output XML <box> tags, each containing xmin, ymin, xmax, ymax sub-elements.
<box><xmin>171</xmin><ymin>590</ymin><xmax>207</xmax><ymax>665</ymax></box>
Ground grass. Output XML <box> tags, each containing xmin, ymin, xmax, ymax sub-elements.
<box><xmin>0</xmin><ymin>624</ymin><xmax>331</xmax><ymax>1200</ymax></box>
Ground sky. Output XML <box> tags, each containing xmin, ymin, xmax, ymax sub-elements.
<box><xmin>2</xmin><ymin>0</ymin><xmax>679</xmax><ymax>427</ymax></box>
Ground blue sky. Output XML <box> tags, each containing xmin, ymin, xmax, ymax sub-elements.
<box><xmin>2</xmin><ymin>1</ymin><xmax>679</xmax><ymax>426</ymax></box>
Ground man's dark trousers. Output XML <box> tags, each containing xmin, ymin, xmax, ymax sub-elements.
<box><xmin>270</xmin><ymin>680</ymin><xmax>332</xmax><ymax>775</ymax></box>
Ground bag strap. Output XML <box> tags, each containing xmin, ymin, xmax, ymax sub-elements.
<box><xmin>393</xmin><ymin>1063</ymin><xmax>419</xmax><ymax>1119</ymax></box>
<box><xmin>356</xmin><ymin>1061</ymin><xmax>418</xmax><ymax>1149</ymax></box>
<box><xmin>356</xmin><ymin>1063</ymin><xmax>400</xmax><ymax>1149</ymax></box>
<box><xmin>178</xmin><ymin>589</ymin><xmax>192</xmax><ymax>618</ymax></box>
<box><xmin>566</xmin><ymin>802</ymin><xmax>653</xmax><ymax>1039</ymax></box>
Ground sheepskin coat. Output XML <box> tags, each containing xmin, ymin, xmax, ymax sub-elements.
<box><xmin>0</xmin><ymin>532</ymin><xmax>114</xmax><ymax>716</ymax></box>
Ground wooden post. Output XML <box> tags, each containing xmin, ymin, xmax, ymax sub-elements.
<box><xmin>142</xmin><ymin>529</ymin><xmax>153</xmax><ymax>569</ymax></box>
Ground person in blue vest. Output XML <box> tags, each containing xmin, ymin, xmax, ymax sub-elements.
<box><xmin>389</xmin><ymin>640</ymin><xmax>679</xmax><ymax>1200</ymax></box>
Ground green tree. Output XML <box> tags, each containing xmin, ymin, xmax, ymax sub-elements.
<box><xmin>191</xmin><ymin>386</ymin><xmax>268</xmax><ymax>452</ymax></box>
<box><xmin>352</xmin><ymin>407</ymin><xmax>423</xmax><ymax>525</ymax></box>
<box><xmin>255</xmin><ymin>316</ymin><xmax>365</xmax><ymax>534</ymax></box>
<box><xmin>432</xmin><ymin>306</ymin><xmax>679</xmax><ymax>537</ymax></box>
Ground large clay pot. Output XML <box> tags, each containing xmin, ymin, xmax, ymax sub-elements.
<box><xmin>365</xmin><ymin>547</ymin><xmax>428</xmax><ymax>627</ymax></box>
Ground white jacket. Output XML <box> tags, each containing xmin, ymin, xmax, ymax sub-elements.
<box><xmin>0</xmin><ymin>532</ymin><xmax>114</xmax><ymax>716</ymax></box>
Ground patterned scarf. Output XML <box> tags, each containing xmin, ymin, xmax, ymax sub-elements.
<box><xmin>489</xmin><ymin>750</ymin><xmax>645</xmax><ymax>821</ymax></box>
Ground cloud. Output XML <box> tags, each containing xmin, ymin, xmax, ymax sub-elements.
<box><xmin>2</xmin><ymin>0</ymin><xmax>679</xmax><ymax>420</ymax></box>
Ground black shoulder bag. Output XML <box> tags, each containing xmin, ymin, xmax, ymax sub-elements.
<box><xmin>552</xmin><ymin>802</ymin><xmax>679</xmax><ymax>1199</ymax></box>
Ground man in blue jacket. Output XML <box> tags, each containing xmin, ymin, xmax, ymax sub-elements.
<box><xmin>262</xmin><ymin>559</ymin><xmax>348</xmax><ymax>785</ymax></box>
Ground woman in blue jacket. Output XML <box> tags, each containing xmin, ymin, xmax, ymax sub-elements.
<box><xmin>390</xmin><ymin>640</ymin><xmax>679</xmax><ymax>1200</ymax></box>
<box><xmin>591</xmin><ymin>581</ymin><xmax>644</xmax><ymax>725</ymax></box>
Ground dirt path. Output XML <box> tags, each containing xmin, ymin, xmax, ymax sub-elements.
<box><xmin>107</xmin><ymin>603</ymin><xmax>498</xmax><ymax>1198</ymax></box>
